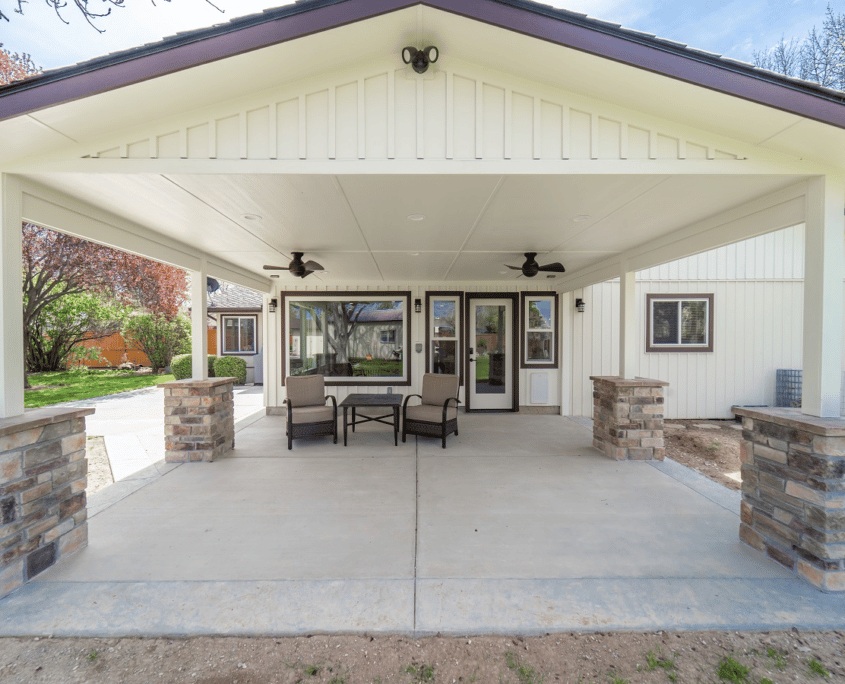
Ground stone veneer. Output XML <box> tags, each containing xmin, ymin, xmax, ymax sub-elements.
<box><xmin>160</xmin><ymin>378</ymin><xmax>235</xmax><ymax>463</ymax></box>
<box><xmin>733</xmin><ymin>406</ymin><xmax>845</xmax><ymax>592</ymax></box>
<box><xmin>0</xmin><ymin>407</ymin><xmax>93</xmax><ymax>599</ymax></box>
<box><xmin>590</xmin><ymin>376</ymin><xmax>668</xmax><ymax>460</ymax></box>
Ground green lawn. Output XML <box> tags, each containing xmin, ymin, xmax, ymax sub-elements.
<box><xmin>25</xmin><ymin>369</ymin><xmax>175</xmax><ymax>408</ymax></box>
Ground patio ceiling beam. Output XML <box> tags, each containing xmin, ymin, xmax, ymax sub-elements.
<box><xmin>554</xmin><ymin>180</ymin><xmax>809</xmax><ymax>293</ymax></box>
<box><xmin>0</xmin><ymin>174</ymin><xmax>25</xmax><ymax>419</ymax></box>
<box><xmin>801</xmin><ymin>174</ymin><xmax>845</xmax><ymax>417</ymax></box>
<box><xmin>6</xmin><ymin>158</ymin><xmax>814</xmax><ymax>177</ymax></box>
<box><xmin>18</xmin><ymin>182</ymin><xmax>271</xmax><ymax>294</ymax></box>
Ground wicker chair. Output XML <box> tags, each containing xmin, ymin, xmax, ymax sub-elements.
<box><xmin>402</xmin><ymin>373</ymin><xmax>460</xmax><ymax>449</ymax></box>
<box><xmin>285</xmin><ymin>375</ymin><xmax>337</xmax><ymax>450</ymax></box>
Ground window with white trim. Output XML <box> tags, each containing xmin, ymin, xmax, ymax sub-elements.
<box><xmin>222</xmin><ymin>315</ymin><xmax>257</xmax><ymax>354</ymax></box>
<box><xmin>646</xmin><ymin>294</ymin><xmax>713</xmax><ymax>352</ymax></box>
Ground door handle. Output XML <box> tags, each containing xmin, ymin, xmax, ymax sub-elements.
<box><xmin>469</xmin><ymin>357</ymin><xmax>476</xmax><ymax>362</ymax></box>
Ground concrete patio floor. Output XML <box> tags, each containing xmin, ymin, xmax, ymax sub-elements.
<box><xmin>1</xmin><ymin>413</ymin><xmax>843</xmax><ymax>636</ymax></box>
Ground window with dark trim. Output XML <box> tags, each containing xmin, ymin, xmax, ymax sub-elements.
<box><xmin>221</xmin><ymin>315</ymin><xmax>257</xmax><ymax>354</ymax></box>
<box><xmin>281</xmin><ymin>292</ymin><xmax>411</xmax><ymax>386</ymax></box>
<box><xmin>646</xmin><ymin>293</ymin><xmax>714</xmax><ymax>352</ymax></box>
<box><xmin>520</xmin><ymin>292</ymin><xmax>559</xmax><ymax>369</ymax></box>
<box><xmin>426</xmin><ymin>292</ymin><xmax>462</xmax><ymax>382</ymax></box>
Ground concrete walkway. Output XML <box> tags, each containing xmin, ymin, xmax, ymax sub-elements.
<box><xmin>1</xmin><ymin>412</ymin><xmax>843</xmax><ymax>636</ymax></box>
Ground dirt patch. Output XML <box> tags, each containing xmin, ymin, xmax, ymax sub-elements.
<box><xmin>0</xmin><ymin>630</ymin><xmax>842</xmax><ymax>683</ymax></box>
<box><xmin>85</xmin><ymin>436</ymin><xmax>114</xmax><ymax>494</ymax></box>
<box><xmin>664</xmin><ymin>419</ymin><xmax>743</xmax><ymax>491</ymax></box>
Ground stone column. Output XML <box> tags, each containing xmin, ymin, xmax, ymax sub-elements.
<box><xmin>590</xmin><ymin>376</ymin><xmax>668</xmax><ymax>460</ymax></box>
<box><xmin>160</xmin><ymin>378</ymin><xmax>235</xmax><ymax>463</ymax></box>
<box><xmin>1</xmin><ymin>407</ymin><xmax>93</xmax><ymax>599</ymax></box>
<box><xmin>733</xmin><ymin>406</ymin><xmax>845</xmax><ymax>592</ymax></box>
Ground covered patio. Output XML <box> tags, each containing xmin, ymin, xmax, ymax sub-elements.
<box><xmin>2</xmin><ymin>414</ymin><xmax>843</xmax><ymax>636</ymax></box>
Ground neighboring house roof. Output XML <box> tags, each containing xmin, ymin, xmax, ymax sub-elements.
<box><xmin>207</xmin><ymin>285</ymin><xmax>263</xmax><ymax>312</ymax></box>
<box><xmin>1</xmin><ymin>0</ymin><xmax>845</xmax><ymax>128</ymax></box>
<box><xmin>354</xmin><ymin>308</ymin><xmax>403</xmax><ymax>323</ymax></box>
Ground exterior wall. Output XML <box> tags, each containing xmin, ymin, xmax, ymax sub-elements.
<box><xmin>571</xmin><ymin>226</ymin><xmax>810</xmax><ymax>419</ymax></box>
<box><xmin>268</xmin><ymin>283</ymin><xmax>562</xmax><ymax>413</ymax></box>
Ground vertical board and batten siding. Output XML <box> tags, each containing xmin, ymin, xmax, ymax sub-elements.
<box><xmin>571</xmin><ymin>226</ymin><xmax>809</xmax><ymax>419</ymax></box>
<box><xmin>88</xmin><ymin>64</ymin><xmax>744</xmax><ymax>162</ymax></box>
<box><xmin>270</xmin><ymin>282</ymin><xmax>561</xmax><ymax>411</ymax></box>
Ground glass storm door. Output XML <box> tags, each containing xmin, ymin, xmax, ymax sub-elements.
<box><xmin>468</xmin><ymin>297</ymin><xmax>513</xmax><ymax>410</ymax></box>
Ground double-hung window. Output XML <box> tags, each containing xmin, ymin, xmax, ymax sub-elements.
<box><xmin>646</xmin><ymin>294</ymin><xmax>713</xmax><ymax>352</ymax></box>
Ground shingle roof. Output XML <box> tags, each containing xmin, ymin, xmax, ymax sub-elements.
<box><xmin>207</xmin><ymin>284</ymin><xmax>263</xmax><ymax>311</ymax></box>
<box><xmin>1</xmin><ymin>0</ymin><xmax>844</xmax><ymax>126</ymax></box>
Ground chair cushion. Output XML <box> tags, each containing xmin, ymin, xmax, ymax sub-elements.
<box><xmin>286</xmin><ymin>375</ymin><xmax>326</xmax><ymax>407</ymax></box>
<box><xmin>406</xmin><ymin>404</ymin><xmax>458</xmax><ymax>423</ymax></box>
<box><xmin>421</xmin><ymin>373</ymin><xmax>459</xmax><ymax>407</ymax></box>
<box><xmin>291</xmin><ymin>405</ymin><xmax>334</xmax><ymax>424</ymax></box>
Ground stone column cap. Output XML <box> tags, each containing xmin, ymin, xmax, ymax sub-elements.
<box><xmin>0</xmin><ymin>406</ymin><xmax>95</xmax><ymax>437</ymax></box>
<box><xmin>158</xmin><ymin>377</ymin><xmax>237</xmax><ymax>389</ymax></box>
<box><xmin>732</xmin><ymin>406</ymin><xmax>845</xmax><ymax>436</ymax></box>
<box><xmin>589</xmin><ymin>376</ymin><xmax>669</xmax><ymax>387</ymax></box>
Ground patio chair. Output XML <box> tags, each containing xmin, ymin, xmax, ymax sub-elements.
<box><xmin>285</xmin><ymin>374</ymin><xmax>337</xmax><ymax>450</ymax></box>
<box><xmin>402</xmin><ymin>373</ymin><xmax>460</xmax><ymax>449</ymax></box>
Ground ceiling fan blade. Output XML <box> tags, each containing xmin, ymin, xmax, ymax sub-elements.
<box><xmin>537</xmin><ymin>262</ymin><xmax>566</xmax><ymax>273</ymax></box>
<box><xmin>300</xmin><ymin>270</ymin><xmax>314</xmax><ymax>278</ymax></box>
<box><xmin>505</xmin><ymin>264</ymin><xmax>522</xmax><ymax>270</ymax></box>
<box><xmin>303</xmin><ymin>260</ymin><xmax>323</xmax><ymax>271</ymax></box>
<box><xmin>263</xmin><ymin>265</ymin><xmax>287</xmax><ymax>270</ymax></box>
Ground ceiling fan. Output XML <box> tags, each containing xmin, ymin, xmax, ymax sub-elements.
<box><xmin>505</xmin><ymin>252</ymin><xmax>565</xmax><ymax>278</ymax></box>
<box><xmin>263</xmin><ymin>252</ymin><xmax>324</xmax><ymax>279</ymax></box>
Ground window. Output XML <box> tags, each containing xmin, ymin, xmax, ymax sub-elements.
<box><xmin>426</xmin><ymin>292</ymin><xmax>461</xmax><ymax>380</ymax></box>
<box><xmin>646</xmin><ymin>293</ymin><xmax>713</xmax><ymax>352</ymax></box>
<box><xmin>282</xmin><ymin>292</ymin><xmax>410</xmax><ymax>385</ymax></box>
<box><xmin>222</xmin><ymin>315</ymin><xmax>257</xmax><ymax>354</ymax></box>
<box><xmin>520</xmin><ymin>292</ymin><xmax>558</xmax><ymax>368</ymax></box>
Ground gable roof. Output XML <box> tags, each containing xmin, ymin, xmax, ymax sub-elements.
<box><xmin>2</xmin><ymin>0</ymin><xmax>845</xmax><ymax>128</ymax></box>
<box><xmin>208</xmin><ymin>284</ymin><xmax>263</xmax><ymax>311</ymax></box>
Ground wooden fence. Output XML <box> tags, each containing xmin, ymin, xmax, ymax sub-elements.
<box><xmin>76</xmin><ymin>329</ymin><xmax>217</xmax><ymax>368</ymax></box>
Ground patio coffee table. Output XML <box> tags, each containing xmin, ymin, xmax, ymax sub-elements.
<box><xmin>339</xmin><ymin>393</ymin><xmax>403</xmax><ymax>446</ymax></box>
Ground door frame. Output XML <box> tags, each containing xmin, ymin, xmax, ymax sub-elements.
<box><xmin>464</xmin><ymin>292</ymin><xmax>520</xmax><ymax>412</ymax></box>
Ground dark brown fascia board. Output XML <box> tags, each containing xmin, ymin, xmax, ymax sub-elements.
<box><xmin>2</xmin><ymin>0</ymin><xmax>845</xmax><ymax>129</ymax></box>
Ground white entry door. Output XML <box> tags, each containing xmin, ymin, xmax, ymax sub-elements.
<box><xmin>468</xmin><ymin>297</ymin><xmax>513</xmax><ymax>410</ymax></box>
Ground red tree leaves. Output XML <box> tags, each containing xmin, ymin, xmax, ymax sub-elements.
<box><xmin>0</xmin><ymin>43</ymin><xmax>39</xmax><ymax>85</ymax></box>
<box><xmin>22</xmin><ymin>222</ymin><xmax>188</xmax><ymax>325</ymax></box>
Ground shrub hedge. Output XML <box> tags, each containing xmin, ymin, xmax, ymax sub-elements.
<box><xmin>171</xmin><ymin>354</ymin><xmax>216</xmax><ymax>381</ymax></box>
<box><xmin>213</xmin><ymin>356</ymin><xmax>247</xmax><ymax>385</ymax></box>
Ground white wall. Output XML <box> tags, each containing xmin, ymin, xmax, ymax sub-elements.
<box><xmin>570</xmin><ymin>225</ymin><xmax>810</xmax><ymax>419</ymax></box>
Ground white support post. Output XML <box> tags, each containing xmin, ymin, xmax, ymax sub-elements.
<box><xmin>0</xmin><ymin>174</ymin><xmax>25</xmax><ymax>419</ymax></box>
<box><xmin>619</xmin><ymin>266</ymin><xmax>638</xmax><ymax>380</ymax></box>
<box><xmin>802</xmin><ymin>175</ymin><xmax>845</xmax><ymax>417</ymax></box>
<box><xmin>191</xmin><ymin>258</ymin><xmax>209</xmax><ymax>381</ymax></box>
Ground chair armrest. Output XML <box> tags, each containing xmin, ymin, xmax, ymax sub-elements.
<box><xmin>325</xmin><ymin>394</ymin><xmax>337</xmax><ymax>418</ymax></box>
<box><xmin>402</xmin><ymin>393</ymin><xmax>422</xmax><ymax>409</ymax></box>
<box><xmin>442</xmin><ymin>397</ymin><xmax>460</xmax><ymax>422</ymax></box>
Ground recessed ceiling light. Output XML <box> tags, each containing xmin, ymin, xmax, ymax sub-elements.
<box><xmin>407</xmin><ymin>214</ymin><xmax>426</xmax><ymax>221</ymax></box>
<box><xmin>242</xmin><ymin>213</ymin><xmax>262</xmax><ymax>221</ymax></box>
<box><xmin>499</xmin><ymin>270</ymin><xmax>509</xmax><ymax>275</ymax></box>
<box><xmin>573</xmin><ymin>214</ymin><xmax>590</xmax><ymax>222</ymax></box>
<box><xmin>409</xmin><ymin>252</ymin><xmax>420</xmax><ymax>256</ymax></box>
<box><xmin>270</xmin><ymin>274</ymin><xmax>279</xmax><ymax>278</ymax></box>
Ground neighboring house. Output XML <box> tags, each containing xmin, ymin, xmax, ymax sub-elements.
<box><xmin>206</xmin><ymin>284</ymin><xmax>264</xmax><ymax>384</ymax></box>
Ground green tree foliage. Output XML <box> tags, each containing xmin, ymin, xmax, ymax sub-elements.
<box><xmin>170</xmin><ymin>353</ymin><xmax>216</xmax><ymax>380</ymax></box>
<box><xmin>123</xmin><ymin>314</ymin><xmax>191</xmax><ymax>372</ymax></box>
<box><xmin>26</xmin><ymin>291</ymin><xmax>129</xmax><ymax>372</ymax></box>
<box><xmin>213</xmin><ymin>356</ymin><xmax>247</xmax><ymax>384</ymax></box>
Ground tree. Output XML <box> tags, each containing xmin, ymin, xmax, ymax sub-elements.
<box><xmin>753</xmin><ymin>3</ymin><xmax>845</xmax><ymax>91</ymax></box>
<box><xmin>1</xmin><ymin>0</ymin><xmax>223</xmax><ymax>33</ymax></box>
<box><xmin>25</xmin><ymin>290</ymin><xmax>129</xmax><ymax>372</ymax></box>
<box><xmin>123</xmin><ymin>313</ymin><xmax>190</xmax><ymax>372</ymax></box>
<box><xmin>0</xmin><ymin>42</ymin><xmax>39</xmax><ymax>85</ymax></box>
<box><xmin>22</xmin><ymin>223</ymin><xmax>188</xmax><ymax>373</ymax></box>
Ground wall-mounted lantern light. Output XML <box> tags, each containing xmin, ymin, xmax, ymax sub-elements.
<box><xmin>575</xmin><ymin>298</ymin><xmax>585</xmax><ymax>313</ymax></box>
<box><xmin>402</xmin><ymin>45</ymin><xmax>439</xmax><ymax>74</ymax></box>
<box><xmin>269</xmin><ymin>298</ymin><xmax>278</xmax><ymax>313</ymax></box>
<box><xmin>415</xmin><ymin>298</ymin><xmax>422</xmax><ymax>313</ymax></box>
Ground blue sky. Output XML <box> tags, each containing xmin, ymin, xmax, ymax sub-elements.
<box><xmin>0</xmin><ymin>0</ymin><xmax>837</xmax><ymax>71</ymax></box>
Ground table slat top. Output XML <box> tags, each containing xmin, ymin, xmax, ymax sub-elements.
<box><xmin>339</xmin><ymin>393</ymin><xmax>403</xmax><ymax>407</ymax></box>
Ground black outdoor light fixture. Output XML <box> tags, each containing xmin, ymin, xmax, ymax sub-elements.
<box><xmin>415</xmin><ymin>298</ymin><xmax>422</xmax><ymax>313</ymax></box>
<box><xmin>575</xmin><ymin>298</ymin><xmax>585</xmax><ymax>313</ymax></box>
<box><xmin>269</xmin><ymin>298</ymin><xmax>278</xmax><ymax>313</ymax></box>
<box><xmin>402</xmin><ymin>45</ymin><xmax>439</xmax><ymax>73</ymax></box>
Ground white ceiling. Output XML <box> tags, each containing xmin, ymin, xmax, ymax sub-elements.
<box><xmin>23</xmin><ymin>171</ymin><xmax>802</xmax><ymax>283</ymax></box>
